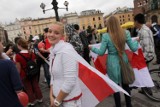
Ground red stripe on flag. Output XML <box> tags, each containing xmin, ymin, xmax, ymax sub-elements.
<box><xmin>78</xmin><ymin>63</ymin><xmax>114</xmax><ymax>101</ymax></box>
<box><xmin>131</xmin><ymin>49</ymin><xmax>147</xmax><ymax>69</ymax></box>
<box><xmin>94</xmin><ymin>54</ymin><xmax>107</xmax><ymax>75</ymax></box>
<box><xmin>94</xmin><ymin>48</ymin><xmax>147</xmax><ymax>74</ymax></box>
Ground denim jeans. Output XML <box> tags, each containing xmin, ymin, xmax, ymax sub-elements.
<box><xmin>37</xmin><ymin>60</ymin><xmax>50</xmax><ymax>86</ymax></box>
<box><xmin>42</xmin><ymin>62</ymin><xmax>50</xmax><ymax>86</ymax></box>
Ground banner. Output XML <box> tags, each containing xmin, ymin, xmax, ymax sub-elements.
<box><xmin>90</xmin><ymin>43</ymin><xmax>154</xmax><ymax>88</ymax></box>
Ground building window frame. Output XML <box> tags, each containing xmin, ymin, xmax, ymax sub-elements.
<box><xmin>93</xmin><ymin>18</ymin><xmax>95</xmax><ymax>21</ymax></box>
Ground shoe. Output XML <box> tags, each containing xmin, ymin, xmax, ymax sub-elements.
<box><xmin>28</xmin><ymin>103</ymin><xmax>35</xmax><ymax>106</ymax></box>
<box><xmin>152</xmin><ymin>61</ymin><xmax>158</xmax><ymax>65</ymax></box>
<box><xmin>144</xmin><ymin>87</ymin><xmax>153</xmax><ymax>95</ymax></box>
<box><xmin>37</xmin><ymin>99</ymin><xmax>43</xmax><ymax>103</ymax></box>
<box><xmin>138</xmin><ymin>89</ymin><xmax>144</xmax><ymax>94</ymax></box>
<box><xmin>43</xmin><ymin>79</ymin><xmax>47</xmax><ymax>83</ymax></box>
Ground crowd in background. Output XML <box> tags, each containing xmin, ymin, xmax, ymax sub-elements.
<box><xmin>0</xmin><ymin>13</ymin><xmax>160</xmax><ymax>107</ymax></box>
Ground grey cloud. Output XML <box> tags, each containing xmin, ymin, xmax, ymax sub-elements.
<box><xmin>0</xmin><ymin>0</ymin><xmax>134</xmax><ymax>24</ymax></box>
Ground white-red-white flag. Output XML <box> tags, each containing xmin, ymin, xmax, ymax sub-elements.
<box><xmin>55</xmin><ymin>41</ymin><xmax>129</xmax><ymax>107</ymax></box>
<box><xmin>90</xmin><ymin>42</ymin><xmax>154</xmax><ymax>88</ymax></box>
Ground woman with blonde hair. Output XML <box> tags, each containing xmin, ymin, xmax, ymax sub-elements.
<box><xmin>48</xmin><ymin>22</ymin><xmax>82</xmax><ymax>107</ymax></box>
<box><xmin>89</xmin><ymin>15</ymin><xmax>138</xmax><ymax>107</ymax></box>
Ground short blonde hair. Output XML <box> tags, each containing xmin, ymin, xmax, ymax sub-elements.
<box><xmin>53</xmin><ymin>22</ymin><xmax>65</xmax><ymax>35</ymax></box>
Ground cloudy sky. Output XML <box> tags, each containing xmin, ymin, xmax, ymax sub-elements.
<box><xmin>0</xmin><ymin>0</ymin><xmax>134</xmax><ymax>24</ymax></box>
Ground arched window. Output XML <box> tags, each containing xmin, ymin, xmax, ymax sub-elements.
<box><xmin>151</xmin><ymin>15</ymin><xmax>158</xmax><ymax>23</ymax></box>
<box><xmin>151</xmin><ymin>0</ymin><xmax>158</xmax><ymax>10</ymax></box>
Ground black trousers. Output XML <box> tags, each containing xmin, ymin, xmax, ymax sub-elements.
<box><xmin>83</xmin><ymin>47</ymin><xmax>90</xmax><ymax>64</ymax></box>
<box><xmin>154</xmin><ymin>37</ymin><xmax>160</xmax><ymax>64</ymax></box>
<box><xmin>113</xmin><ymin>83</ymin><xmax>132</xmax><ymax>107</ymax></box>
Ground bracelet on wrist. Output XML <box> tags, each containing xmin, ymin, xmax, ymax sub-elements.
<box><xmin>54</xmin><ymin>99</ymin><xmax>61</xmax><ymax>106</ymax></box>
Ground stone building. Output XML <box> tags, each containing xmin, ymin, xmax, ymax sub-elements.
<box><xmin>104</xmin><ymin>7</ymin><xmax>134</xmax><ymax>25</ymax></box>
<box><xmin>20</xmin><ymin>17</ymin><xmax>56</xmax><ymax>40</ymax></box>
<box><xmin>4</xmin><ymin>19</ymin><xmax>23</xmax><ymax>42</ymax></box>
<box><xmin>31</xmin><ymin>17</ymin><xmax>56</xmax><ymax>36</ymax></box>
<box><xmin>134</xmin><ymin>0</ymin><xmax>160</xmax><ymax>24</ymax></box>
<box><xmin>0</xmin><ymin>26</ymin><xmax>7</xmax><ymax>45</ymax></box>
<box><xmin>63</xmin><ymin>12</ymin><xmax>79</xmax><ymax>24</ymax></box>
<box><xmin>79</xmin><ymin>10</ymin><xmax>104</xmax><ymax>30</ymax></box>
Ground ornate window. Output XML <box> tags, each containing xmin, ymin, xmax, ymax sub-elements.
<box><xmin>151</xmin><ymin>0</ymin><xmax>158</xmax><ymax>10</ymax></box>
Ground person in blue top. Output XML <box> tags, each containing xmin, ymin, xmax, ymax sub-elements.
<box><xmin>0</xmin><ymin>37</ymin><xmax>23</xmax><ymax>107</ymax></box>
<box><xmin>89</xmin><ymin>16</ymin><xmax>138</xmax><ymax>107</ymax></box>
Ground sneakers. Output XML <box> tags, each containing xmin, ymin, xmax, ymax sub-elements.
<box><xmin>37</xmin><ymin>99</ymin><xmax>43</xmax><ymax>103</ymax></box>
<box><xmin>28</xmin><ymin>99</ymin><xmax>43</xmax><ymax>106</ymax></box>
<box><xmin>28</xmin><ymin>103</ymin><xmax>35</xmax><ymax>106</ymax></box>
<box><xmin>43</xmin><ymin>79</ymin><xmax>47</xmax><ymax>83</ymax></box>
<box><xmin>152</xmin><ymin>61</ymin><xmax>159</xmax><ymax>65</ymax></box>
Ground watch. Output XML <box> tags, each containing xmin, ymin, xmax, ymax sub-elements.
<box><xmin>54</xmin><ymin>99</ymin><xmax>61</xmax><ymax>106</ymax></box>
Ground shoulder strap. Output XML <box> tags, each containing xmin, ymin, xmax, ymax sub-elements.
<box><xmin>18</xmin><ymin>53</ymin><xmax>30</xmax><ymax>62</ymax></box>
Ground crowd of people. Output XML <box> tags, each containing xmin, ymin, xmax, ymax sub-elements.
<box><xmin>0</xmin><ymin>13</ymin><xmax>159</xmax><ymax>107</ymax></box>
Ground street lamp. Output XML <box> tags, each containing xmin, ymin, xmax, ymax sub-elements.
<box><xmin>40</xmin><ymin>0</ymin><xmax>69</xmax><ymax>22</ymax></box>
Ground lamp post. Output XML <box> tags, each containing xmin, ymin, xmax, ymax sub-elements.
<box><xmin>40</xmin><ymin>0</ymin><xmax>69</xmax><ymax>22</ymax></box>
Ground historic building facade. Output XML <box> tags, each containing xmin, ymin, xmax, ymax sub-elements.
<box><xmin>134</xmin><ymin>0</ymin><xmax>160</xmax><ymax>24</ymax></box>
<box><xmin>105</xmin><ymin>7</ymin><xmax>134</xmax><ymax>25</ymax></box>
<box><xmin>78</xmin><ymin>10</ymin><xmax>104</xmax><ymax>30</ymax></box>
<box><xmin>19</xmin><ymin>18</ymin><xmax>33</xmax><ymax>40</ymax></box>
<box><xmin>63</xmin><ymin>12</ymin><xmax>79</xmax><ymax>24</ymax></box>
<box><xmin>4</xmin><ymin>19</ymin><xmax>23</xmax><ymax>42</ymax></box>
<box><xmin>0</xmin><ymin>25</ymin><xmax>7</xmax><ymax>45</ymax></box>
<box><xmin>19</xmin><ymin>17</ymin><xmax>56</xmax><ymax>40</ymax></box>
<box><xmin>31</xmin><ymin>17</ymin><xmax>56</xmax><ymax>36</ymax></box>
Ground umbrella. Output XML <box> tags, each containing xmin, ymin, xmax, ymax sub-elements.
<box><xmin>121</xmin><ymin>22</ymin><xmax>134</xmax><ymax>29</ymax></box>
<box><xmin>97</xmin><ymin>28</ymin><xmax>107</xmax><ymax>33</ymax></box>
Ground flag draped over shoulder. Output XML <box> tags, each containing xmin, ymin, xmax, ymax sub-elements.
<box><xmin>90</xmin><ymin>42</ymin><xmax>154</xmax><ymax>88</ymax></box>
<box><xmin>56</xmin><ymin>42</ymin><xmax>129</xmax><ymax>107</ymax></box>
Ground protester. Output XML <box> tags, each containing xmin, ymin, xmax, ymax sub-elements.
<box><xmin>87</xmin><ymin>28</ymin><xmax>97</xmax><ymax>44</ymax></box>
<box><xmin>14</xmin><ymin>38</ymin><xmax>43</xmax><ymax>106</ymax></box>
<box><xmin>151</xmin><ymin>21</ymin><xmax>160</xmax><ymax>64</ymax></box>
<box><xmin>134</xmin><ymin>13</ymin><xmax>155</xmax><ymax>65</ymax></box>
<box><xmin>48</xmin><ymin>22</ymin><xmax>82</xmax><ymax>107</ymax></box>
<box><xmin>4</xmin><ymin>43</ymin><xmax>14</xmax><ymax>59</ymax></box>
<box><xmin>65</xmin><ymin>24</ymin><xmax>84</xmax><ymax>56</ymax></box>
<box><xmin>79</xmin><ymin>29</ymin><xmax>91</xmax><ymax>64</ymax></box>
<box><xmin>73</xmin><ymin>24</ymin><xmax>91</xmax><ymax>64</ymax></box>
<box><xmin>0</xmin><ymin>37</ymin><xmax>23</xmax><ymax>107</ymax></box>
<box><xmin>37</xmin><ymin>28</ymin><xmax>51</xmax><ymax>87</ymax></box>
<box><xmin>12</xmin><ymin>37</ymin><xmax>21</xmax><ymax>54</ymax></box>
<box><xmin>89</xmin><ymin>15</ymin><xmax>138</xmax><ymax>107</ymax></box>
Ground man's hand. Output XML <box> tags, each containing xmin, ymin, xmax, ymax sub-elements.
<box><xmin>88</xmin><ymin>45</ymin><xmax>92</xmax><ymax>50</ymax></box>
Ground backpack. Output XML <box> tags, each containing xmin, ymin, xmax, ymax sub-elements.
<box><xmin>152</xmin><ymin>25</ymin><xmax>160</xmax><ymax>38</ymax></box>
<box><xmin>153</xmin><ymin>25</ymin><xmax>160</xmax><ymax>48</ymax></box>
<box><xmin>156</xmin><ymin>26</ymin><xmax>160</xmax><ymax>39</ymax></box>
<box><xmin>18</xmin><ymin>53</ymin><xmax>38</xmax><ymax>79</ymax></box>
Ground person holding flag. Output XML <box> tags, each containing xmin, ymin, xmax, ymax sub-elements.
<box><xmin>89</xmin><ymin>15</ymin><xmax>138</xmax><ymax>107</ymax></box>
